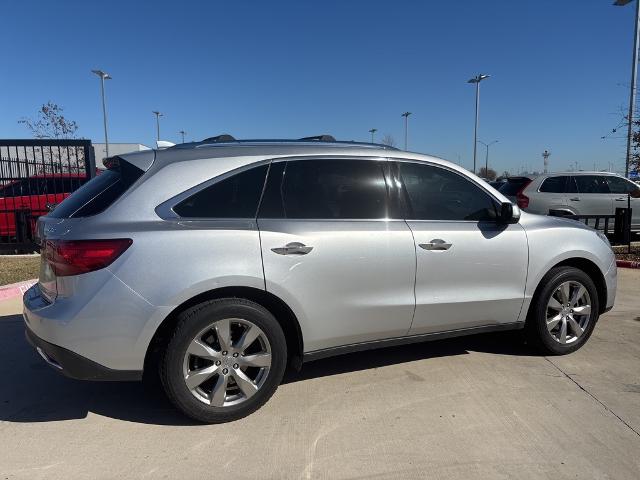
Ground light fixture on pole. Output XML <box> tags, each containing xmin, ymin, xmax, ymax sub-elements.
<box><xmin>477</xmin><ymin>140</ymin><xmax>498</xmax><ymax>177</ymax></box>
<box><xmin>401</xmin><ymin>112</ymin><xmax>412</xmax><ymax>150</ymax></box>
<box><xmin>369</xmin><ymin>128</ymin><xmax>377</xmax><ymax>143</ymax></box>
<box><xmin>614</xmin><ymin>0</ymin><xmax>640</xmax><ymax>177</ymax></box>
<box><xmin>91</xmin><ymin>69</ymin><xmax>112</xmax><ymax>158</ymax></box>
<box><xmin>179</xmin><ymin>130</ymin><xmax>186</xmax><ymax>143</ymax></box>
<box><xmin>468</xmin><ymin>74</ymin><xmax>490</xmax><ymax>174</ymax></box>
<box><xmin>152</xmin><ymin>111</ymin><xmax>163</xmax><ymax>142</ymax></box>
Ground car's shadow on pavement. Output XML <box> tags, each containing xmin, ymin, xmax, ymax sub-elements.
<box><xmin>0</xmin><ymin>313</ymin><xmax>537</xmax><ymax>426</ymax></box>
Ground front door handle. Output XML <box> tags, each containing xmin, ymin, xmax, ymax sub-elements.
<box><xmin>271</xmin><ymin>242</ymin><xmax>313</xmax><ymax>255</ymax></box>
<box><xmin>569</xmin><ymin>197</ymin><xmax>580</xmax><ymax>201</ymax></box>
<box><xmin>615</xmin><ymin>197</ymin><xmax>628</xmax><ymax>202</ymax></box>
<box><xmin>419</xmin><ymin>239</ymin><xmax>452</xmax><ymax>251</ymax></box>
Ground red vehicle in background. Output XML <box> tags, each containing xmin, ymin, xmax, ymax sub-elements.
<box><xmin>0</xmin><ymin>173</ymin><xmax>88</xmax><ymax>237</ymax></box>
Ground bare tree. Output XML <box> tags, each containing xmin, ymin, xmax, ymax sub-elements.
<box><xmin>380</xmin><ymin>134</ymin><xmax>396</xmax><ymax>147</ymax></box>
<box><xmin>19</xmin><ymin>101</ymin><xmax>79</xmax><ymax>139</ymax></box>
<box><xmin>478</xmin><ymin>167</ymin><xmax>498</xmax><ymax>180</ymax></box>
<box><xmin>501</xmin><ymin>170</ymin><xmax>510</xmax><ymax>178</ymax></box>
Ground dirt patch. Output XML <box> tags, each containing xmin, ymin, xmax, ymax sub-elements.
<box><xmin>0</xmin><ymin>255</ymin><xmax>40</xmax><ymax>286</ymax></box>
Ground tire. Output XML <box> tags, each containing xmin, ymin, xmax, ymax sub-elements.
<box><xmin>525</xmin><ymin>266</ymin><xmax>600</xmax><ymax>355</ymax></box>
<box><xmin>160</xmin><ymin>298</ymin><xmax>287</xmax><ymax>423</ymax></box>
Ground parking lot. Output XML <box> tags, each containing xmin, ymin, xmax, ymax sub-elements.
<box><xmin>0</xmin><ymin>269</ymin><xmax>638</xmax><ymax>480</ymax></box>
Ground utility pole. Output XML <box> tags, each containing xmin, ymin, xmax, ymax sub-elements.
<box><xmin>468</xmin><ymin>74</ymin><xmax>490</xmax><ymax>174</ymax></box>
<box><xmin>478</xmin><ymin>140</ymin><xmax>498</xmax><ymax>177</ymax></box>
<box><xmin>401</xmin><ymin>112</ymin><xmax>412</xmax><ymax>150</ymax></box>
<box><xmin>369</xmin><ymin>128</ymin><xmax>377</xmax><ymax>143</ymax></box>
<box><xmin>179</xmin><ymin>130</ymin><xmax>186</xmax><ymax>143</ymax></box>
<box><xmin>91</xmin><ymin>70</ymin><xmax>112</xmax><ymax>157</ymax></box>
<box><xmin>614</xmin><ymin>0</ymin><xmax>640</xmax><ymax>177</ymax></box>
<box><xmin>542</xmin><ymin>150</ymin><xmax>550</xmax><ymax>173</ymax></box>
<box><xmin>152</xmin><ymin>111</ymin><xmax>163</xmax><ymax>142</ymax></box>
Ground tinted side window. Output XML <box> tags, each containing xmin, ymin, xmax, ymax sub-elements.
<box><xmin>399</xmin><ymin>163</ymin><xmax>497</xmax><ymax>221</ymax></box>
<box><xmin>574</xmin><ymin>175</ymin><xmax>610</xmax><ymax>194</ymax></box>
<box><xmin>539</xmin><ymin>176</ymin><xmax>568</xmax><ymax>193</ymax></box>
<box><xmin>606</xmin><ymin>176</ymin><xmax>639</xmax><ymax>194</ymax></box>
<box><xmin>271</xmin><ymin>159</ymin><xmax>388</xmax><ymax>219</ymax></box>
<box><xmin>174</xmin><ymin>164</ymin><xmax>268</xmax><ymax>218</ymax></box>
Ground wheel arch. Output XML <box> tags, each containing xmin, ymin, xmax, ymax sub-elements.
<box><xmin>534</xmin><ymin>257</ymin><xmax>608</xmax><ymax>314</ymax></box>
<box><xmin>144</xmin><ymin>286</ymin><xmax>304</xmax><ymax>376</ymax></box>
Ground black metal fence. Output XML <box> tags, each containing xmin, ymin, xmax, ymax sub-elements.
<box><xmin>0</xmin><ymin>139</ymin><xmax>96</xmax><ymax>253</ymax></box>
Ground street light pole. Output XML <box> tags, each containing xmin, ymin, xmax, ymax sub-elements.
<box><xmin>179</xmin><ymin>130</ymin><xmax>186</xmax><ymax>143</ymax></box>
<box><xmin>401</xmin><ymin>112</ymin><xmax>412</xmax><ymax>150</ymax></box>
<box><xmin>369</xmin><ymin>128</ymin><xmax>377</xmax><ymax>143</ymax></box>
<box><xmin>468</xmin><ymin>74</ymin><xmax>490</xmax><ymax>174</ymax></box>
<box><xmin>477</xmin><ymin>140</ymin><xmax>498</xmax><ymax>177</ymax></box>
<box><xmin>91</xmin><ymin>70</ymin><xmax>112</xmax><ymax>157</ymax></box>
<box><xmin>152</xmin><ymin>111</ymin><xmax>163</xmax><ymax>142</ymax></box>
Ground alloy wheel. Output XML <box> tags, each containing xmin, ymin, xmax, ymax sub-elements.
<box><xmin>546</xmin><ymin>280</ymin><xmax>592</xmax><ymax>345</ymax></box>
<box><xmin>182</xmin><ymin>318</ymin><xmax>272</xmax><ymax>407</ymax></box>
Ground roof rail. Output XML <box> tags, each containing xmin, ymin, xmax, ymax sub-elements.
<box><xmin>200</xmin><ymin>134</ymin><xmax>236</xmax><ymax>143</ymax></box>
<box><xmin>298</xmin><ymin>135</ymin><xmax>336</xmax><ymax>142</ymax></box>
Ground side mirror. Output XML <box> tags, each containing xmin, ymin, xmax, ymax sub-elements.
<box><xmin>499</xmin><ymin>202</ymin><xmax>520</xmax><ymax>224</ymax></box>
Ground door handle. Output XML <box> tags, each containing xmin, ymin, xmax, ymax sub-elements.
<box><xmin>271</xmin><ymin>242</ymin><xmax>313</xmax><ymax>255</ymax></box>
<box><xmin>419</xmin><ymin>239</ymin><xmax>452</xmax><ymax>251</ymax></box>
<box><xmin>615</xmin><ymin>197</ymin><xmax>628</xmax><ymax>202</ymax></box>
<box><xmin>569</xmin><ymin>197</ymin><xmax>580</xmax><ymax>201</ymax></box>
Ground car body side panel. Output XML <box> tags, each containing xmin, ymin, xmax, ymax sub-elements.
<box><xmin>259</xmin><ymin>219</ymin><xmax>416</xmax><ymax>352</ymax></box>
<box><xmin>407</xmin><ymin>221</ymin><xmax>528</xmax><ymax>334</ymax></box>
<box><xmin>517</xmin><ymin>212</ymin><xmax>616</xmax><ymax>319</ymax></box>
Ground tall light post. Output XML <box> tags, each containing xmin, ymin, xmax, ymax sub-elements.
<box><xmin>91</xmin><ymin>70</ymin><xmax>112</xmax><ymax>157</ymax></box>
<box><xmin>468</xmin><ymin>74</ymin><xmax>490</xmax><ymax>174</ymax></box>
<box><xmin>179</xmin><ymin>130</ymin><xmax>186</xmax><ymax>143</ymax></box>
<box><xmin>152</xmin><ymin>111</ymin><xmax>163</xmax><ymax>142</ymax></box>
<box><xmin>477</xmin><ymin>140</ymin><xmax>498</xmax><ymax>177</ymax></box>
<box><xmin>369</xmin><ymin>128</ymin><xmax>377</xmax><ymax>143</ymax></box>
<box><xmin>615</xmin><ymin>0</ymin><xmax>640</xmax><ymax>177</ymax></box>
<box><xmin>401</xmin><ymin>112</ymin><xmax>412</xmax><ymax>150</ymax></box>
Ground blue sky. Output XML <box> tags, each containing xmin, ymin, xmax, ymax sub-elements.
<box><xmin>0</xmin><ymin>0</ymin><xmax>636</xmax><ymax>174</ymax></box>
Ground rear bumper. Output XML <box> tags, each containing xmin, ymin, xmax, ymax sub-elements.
<box><xmin>24</xmin><ymin>325</ymin><xmax>141</xmax><ymax>381</ymax></box>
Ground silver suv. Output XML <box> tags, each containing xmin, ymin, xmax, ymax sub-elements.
<box><xmin>23</xmin><ymin>137</ymin><xmax>617</xmax><ymax>423</ymax></box>
<box><xmin>500</xmin><ymin>172</ymin><xmax>640</xmax><ymax>229</ymax></box>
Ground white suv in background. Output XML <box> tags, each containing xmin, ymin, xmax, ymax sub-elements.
<box><xmin>500</xmin><ymin>172</ymin><xmax>640</xmax><ymax>229</ymax></box>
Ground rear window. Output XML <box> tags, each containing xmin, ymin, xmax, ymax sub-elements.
<box><xmin>498</xmin><ymin>177</ymin><xmax>531</xmax><ymax>196</ymax></box>
<box><xmin>48</xmin><ymin>160</ymin><xmax>143</xmax><ymax>218</ymax></box>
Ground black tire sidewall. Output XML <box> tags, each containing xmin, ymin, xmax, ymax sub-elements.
<box><xmin>528</xmin><ymin>267</ymin><xmax>600</xmax><ymax>355</ymax></box>
<box><xmin>161</xmin><ymin>299</ymin><xmax>287</xmax><ymax>423</ymax></box>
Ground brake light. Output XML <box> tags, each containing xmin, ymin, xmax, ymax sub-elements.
<box><xmin>515</xmin><ymin>179</ymin><xmax>532</xmax><ymax>209</ymax></box>
<box><xmin>44</xmin><ymin>239</ymin><xmax>132</xmax><ymax>277</ymax></box>
<box><xmin>516</xmin><ymin>192</ymin><xmax>529</xmax><ymax>209</ymax></box>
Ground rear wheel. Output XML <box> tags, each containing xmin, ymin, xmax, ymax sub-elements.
<box><xmin>160</xmin><ymin>299</ymin><xmax>287</xmax><ymax>423</ymax></box>
<box><xmin>525</xmin><ymin>266</ymin><xmax>599</xmax><ymax>355</ymax></box>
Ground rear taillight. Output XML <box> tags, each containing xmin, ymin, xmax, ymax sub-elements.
<box><xmin>516</xmin><ymin>192</ymin><xmax>529</xmax><ymax>209</ymax></box>
<box><xmin>44</xmin><ymin>239</ymin><xmax>132</xmax><ymax>277</ymax></box>
<box><xmin>515</xmin><ymin>179</ymin><xmax>533</xmax><ymax>209</ymax></box>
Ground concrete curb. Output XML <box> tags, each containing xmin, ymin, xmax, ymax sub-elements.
<box><xmin>0</xmin><ymin>279</ymin><xmax>36</xmax><ymax>301</ymax></box>
<box><xmin>616</xmin><ymin>259</ymin><xmax>640</xmax><ymax>269</ymax></box>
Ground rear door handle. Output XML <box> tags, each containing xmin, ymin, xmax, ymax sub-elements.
<box><xmin>419</xmin><ymin>239</ymin><xmax>452</xmax><ymax>251</ymax></box>
<box><xmin>569</xmin><ymin>197</ymin><xmax>580</xmax><ymax>201</ymax></box>
<box><xmin>271</xmin><ymin>242</ymin><xmax>313</xmax><ymax>255</ymax></box>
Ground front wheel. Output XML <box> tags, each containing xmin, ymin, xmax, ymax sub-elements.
<box><xmin>525</xmin><ymin>266</ymin><xmax>600</xmax><ymax>355</ymax></box>
<box><xmin>160</xmin><ymin>299</ymin><xmax>287</xmax><ymax>423</ymax></box>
